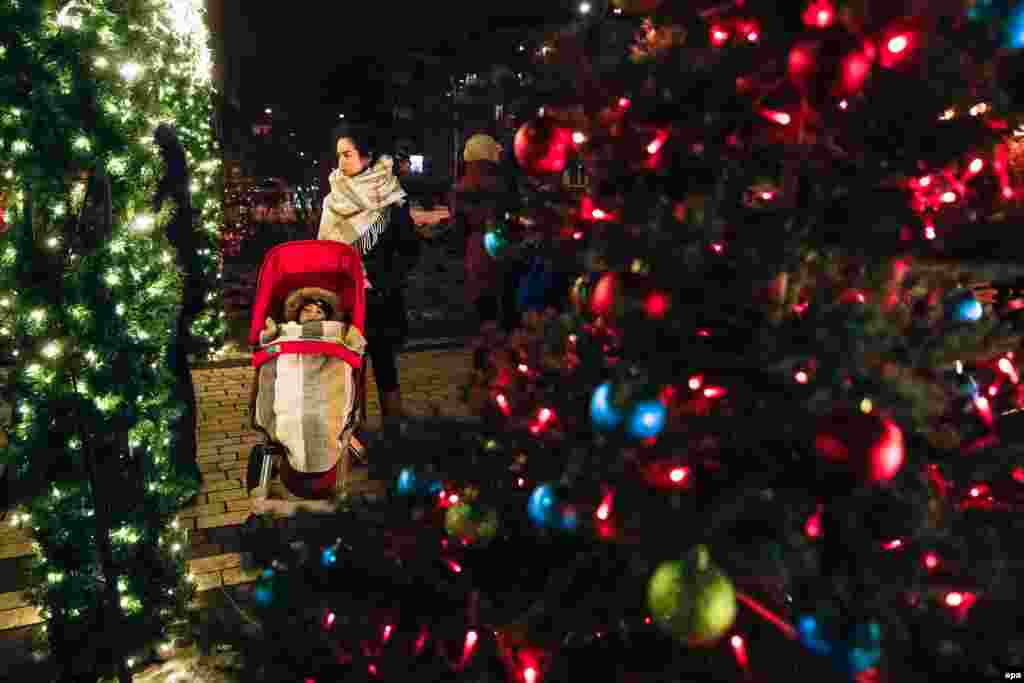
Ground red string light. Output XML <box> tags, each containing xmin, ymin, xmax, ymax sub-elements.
<box><xmin>803</xmin><ymin>0</ymin><xmax>834</xmax><ymax>28</ymax></box>
<box><xmin>804</xmin><ymin>504</ymin><xmax>823</xmax><ymax>539</ymax></box>
<box><xmin>736</xmin><ymin>591</ymin><xmax>798</xmax><ymax>640</ymax></box>
<box><xmin>923</xmin><ymin>552</ymin><xmax>940</xmax><ymax>570</ymax></box>
<box><xmin>730</xmin><ymin>634</ymin><xmax>750</xmax><ymax>675</ymax></box>
<box><xmin>669</xmin><ymin>466</ymin><xmax>690</xmax><ymax>484</ymax></box>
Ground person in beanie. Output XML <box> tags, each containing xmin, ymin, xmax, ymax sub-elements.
<box><xmin>453</xmin><ymin>133</ymin><xmax>521</xmax><ymax>350</ymax></box>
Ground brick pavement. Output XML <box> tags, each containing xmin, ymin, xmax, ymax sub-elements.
<box><xmin>0</xmin><ymin>346</ymin><xmax>473</xmax><ymax>632</ymax></box>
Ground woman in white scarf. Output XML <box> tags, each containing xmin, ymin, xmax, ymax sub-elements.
<box><xmin>318</xmin><ymin>123</ymin><xmax>420</xmax><ymax>430</ymax></box>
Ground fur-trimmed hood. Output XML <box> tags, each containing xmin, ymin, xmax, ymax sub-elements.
<box><xmin>283</xmin><ymin>287</ymin><xmax>340</xmax><ymax>322</ymax></box>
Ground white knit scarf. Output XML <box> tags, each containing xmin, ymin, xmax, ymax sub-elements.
<box><xmin>318</xmin><ymin>155</ymin><xmax>407</xmax><ymax>249</ymax></box>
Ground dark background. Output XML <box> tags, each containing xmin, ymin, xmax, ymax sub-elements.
<box><xmin>233</xmin><ymin>3</ymin><xmax>570</xmax><ymax>114</ymax></box>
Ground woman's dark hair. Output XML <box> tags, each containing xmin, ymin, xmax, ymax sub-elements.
<box><xmin>330</xmin><ymin>122</ymin><xmax>381</xmax><ymax>165</ymax></box>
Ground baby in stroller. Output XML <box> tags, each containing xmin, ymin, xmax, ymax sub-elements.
<box><xmin>247</xmin><ymin>241</ymin><xmax>369</xmax><ymax>515</ymax></box>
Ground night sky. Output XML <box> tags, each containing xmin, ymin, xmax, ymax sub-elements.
<box><xmin>234</xmin><ymin>2</ymin><xmax>571</xmax><ymax>114</ymax></box>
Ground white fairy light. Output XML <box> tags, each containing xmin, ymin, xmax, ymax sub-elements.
<box><xmin>73</xmin><ymin>136</ymin><xmax>91</xmax><ymax>152</ymax></box>
<box><xmin>41</xmin><ymin>341</ymin><xmax>61</xmax><ymax>358</ymax></box>
<box><xmin>94</xmin><ymin>56</ymin><xmax>108</xmax><ymax>69</ymax></box>
<box><xmin>132</xmin><ymin>214</ymin><xmax>155</xmax><ymax>232</ymax></box>
<box><xmin>119</xmin><ymin>62</ymin><xmax>143</xmax><ymax>82</ymax></box>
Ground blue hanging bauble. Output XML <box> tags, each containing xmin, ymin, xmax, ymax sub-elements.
<box><xmin>845</xmin><ymin>622</ymin><xmax>882</xmax><ymax>674</ymax></box>
<box><xmin>321</xmin><ymin>546</ymin><xmax>338</xmax><ymax>567</ymax></box>
<box><xmin>483</xmin><ymin>222</ymin><xmax>511</xmax><ymax>260</ymax></box>
<box><xmin>945</xmin><ymin>289</ymin><xmax>983</xmax><ymax>323</ymax></box>
<box><xmin>528</xmin><ymin>483</ymin><xmax>560</xmax><ymax>528</ymax></box>
<box><xmin>797</xmin><ymin>615</ymin><xmax>832</xmax><ymax>656</ymax></box>
<box><xmin>396</xmin><ymin>467</ymin><xmax>418</xmax><ymax>496</ymax></box>
<box><xmin>1005</xmin><ymin>2</ymin><xmax>1024</xmax><ymax>48</ymax></box>
<box><xmin>590</xmin><ymin>381</ymin><xmax>623</xmax><ymax>430</ymax></box>
<box><xmin>626</xmin><ymin>399</ymin><xmax>667</xmax><ymax>439</ymax></box>
<box><xmin>254</xmin><ymin>569</ymin><xmax>275</xmax><ymax>605</ymax></box>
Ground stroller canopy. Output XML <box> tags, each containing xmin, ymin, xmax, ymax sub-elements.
<box><xmin>249</xmin><ymin>240</ymin><xmax>366</xmax><ymax>347</ymax></box>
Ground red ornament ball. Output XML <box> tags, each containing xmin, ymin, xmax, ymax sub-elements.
<box><xmin>591</xmin><ymin>272</ymin><xmax>619</xmax><ymax>317</ymax></box>
<box><xmin>514</xmin><ymin>118</ymin><xmax>573</xmax><ymax>176</ymax></box>
<box><xmin>815</xmin><ymin>411</ymin><xmax>906</xmax><ymax>484</ymax></box>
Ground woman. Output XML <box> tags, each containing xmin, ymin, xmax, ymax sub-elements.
<box><xmin>453</xmin><ymin>133</ymin><xmax>520</xmax><ymax>340</ymax></box>
<box><xmin>318</xmin><ymin>122</ymin><xmax>420</xmax><ymax>431</ymax></box>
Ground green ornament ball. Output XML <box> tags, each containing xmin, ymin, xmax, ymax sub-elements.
<box><xmin>445</xmin><ymin>503</ymin><xmax>499</xmax><ymax>545</ymax></box>
<box><xmin>647</xmin><ymin>545</ymin><xmax>737</xmax><ymax>646</ymax></box>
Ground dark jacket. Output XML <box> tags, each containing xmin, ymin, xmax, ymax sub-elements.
<box><xmin>362</xmin><ymin>200</ymin><xmax>420</xmax><ymax>293</ymax></box>
<box><xmin>362</xmin><ymin>201</ymin><xmax>420</xmax><ymax>344</ymax></box>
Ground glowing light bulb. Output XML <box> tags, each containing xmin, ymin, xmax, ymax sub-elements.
<box><xmin>794</xmin><ymin>370</ymin><xmax>809</xmax><ymax>384</ymax></box>
<box><xmin>945</xmin><ymin>592</ymin><xmax>963</xmax><ymax>607</ymax></box>
<box><xmin>119</xmin><ymin>62</ymin><xmax>143</xmax><ymax>82</ymax></box>
<box><xmin>968</xmin><ymin>158</ymin><xmax>984</xmax><ymax>173</ymax></box>
<box><xmin>887</xmin><ymin>35</ymin><xmax>908</xmax><ymax>54</ymax></box>
<box><xmin>669</xmin><ymin>467</ymin><xmax>688</xmax><ymax>483</ymax></box>
<box><xmin>572</xmin><ymin>131</ymin><xmax>586</xmax><ymax>144</ymax></box>
<box><xmin>923</xmin><ymin>552</ymin><xmax>939</xmax><ymax>570</ymax></box>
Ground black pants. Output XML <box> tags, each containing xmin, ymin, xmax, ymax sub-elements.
<box><xmin>366</xmin><ymin>288</ymin><xmax>407</xmax><ymax>395</ymax></box>
<box><xmin>475</xmin><ymin>265</ymin><xmax>524</xmax><ymax>334</ymax></box>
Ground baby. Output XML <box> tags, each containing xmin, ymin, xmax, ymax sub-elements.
<box><xmin>261</xmin><ymin>289</ymin><xmax>336</xmax><ymax>345</ymax></box>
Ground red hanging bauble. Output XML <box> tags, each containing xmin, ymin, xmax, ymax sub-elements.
<box><xmin>815</xmin><ymin>411</ymin><xmax>906</xmax><ymax>484</ymax></box>
<box><xmin>514</xmin><ymin>118</ymin><xmax>573</xmax><ymax>177</ymax></box>
<box><xmin>591</xmin><ymin>271</ymin><xmax>620</xmax><ymax>317</ymax></box>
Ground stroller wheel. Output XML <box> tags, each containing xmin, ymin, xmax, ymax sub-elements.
<box><xmin>246</xmin><ymin>444</ymin><xmax>276</xmax><ymax>493</ymax></box>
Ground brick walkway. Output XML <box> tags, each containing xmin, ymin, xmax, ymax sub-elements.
<box><xmin>0</xmin><ymin>346</ymin><xmax>473</xmax><ymax>632</ymax></box>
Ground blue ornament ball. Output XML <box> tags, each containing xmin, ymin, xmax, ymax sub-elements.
<box><xmin>483</xmin><ymin>224</ymin><xmax>511</xmax><ymax>259</ymax></box>
<box><xmin>528</xmin><ymin>484</ymin><xmax>559</xmax><ymax>528</ymax></box>
<box><xmin>396</xmin><ymin>468</ymin><xmax>418</xmax><ymax>496</ymax></box>
<box><xmin>797</xmin><ymin>615</ymin><xmax>832</xmax><ymax>656</ymax></box>
<box><xmin>590</xmin><ymin>382</ymin><xmax>623</xmax><ymax>430</ymax></box>
<box><xmin>1005</xmin><ymin>2</ymin><xmax>1024</xmax><ymax>49</ymax></box>
<box><xmin>321</xmin><ymin>546</ymin><xmax>338</xmax><ymax>567</ymax></box>
<box><xmin>945</xmin><ymin>289</ymin><xmax>983</xmax><ymax>323</ymax></box>
<box><xmin>627</xmin><ymin>399</ymin><xmax>667</xmax><ymax>439</ymax></box>
<box><xmin>846</xmin><ymin>622</ymin><xmax>882</xmax><ymax>674</ymax></box>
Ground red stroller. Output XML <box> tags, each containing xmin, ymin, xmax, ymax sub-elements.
<box><xmin>245</xmin><ymin>240</ymin><xmax>369</xmax><ymax>507</ymax></box>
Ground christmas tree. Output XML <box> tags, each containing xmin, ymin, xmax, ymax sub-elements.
<box><xmin>235</xmin><ymin>1</ymin><xmax>1024</xmax><ymax>680</ymax></box>
<box><xmin>0</xmin><ymin>1</ymin><xmax>225</xmax><ymax>680</ymax></box>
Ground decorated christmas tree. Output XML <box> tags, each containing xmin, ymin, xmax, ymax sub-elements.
<box><xmin>236</xmin><ymin>1</ymin><xmax>1024</xmax><ymax>680</ymax></box>
<box><xmin>0</xmin><ymin>1</ymin><xmax>225</xmax><ymax>680</ymax></box>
